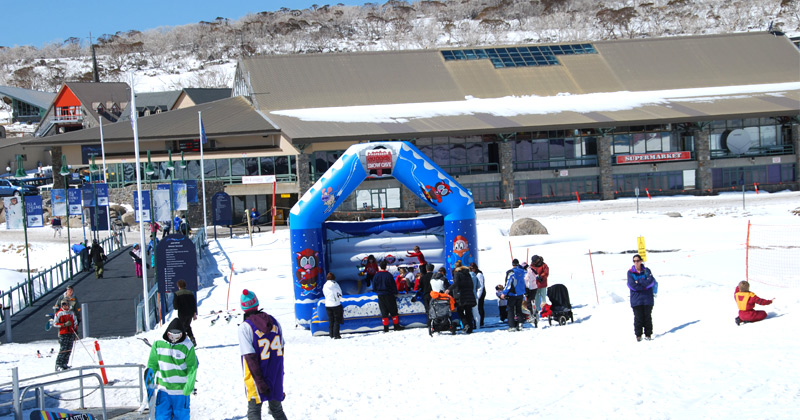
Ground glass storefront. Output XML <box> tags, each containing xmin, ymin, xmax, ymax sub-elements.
<box><xmin>105</xmin><ymin>155</ymin><xmax>298</xmax><ymax>188</ymax></box>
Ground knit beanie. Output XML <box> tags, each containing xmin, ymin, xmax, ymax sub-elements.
<box><xmin>241</xmin><ymin>289</ymin><xmax>259</xmax><ymax>312</ymax></box>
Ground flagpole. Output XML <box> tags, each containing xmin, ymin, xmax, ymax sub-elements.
<box><xmin>99</xmin><ymin>118</ymin><xmax>112</xmax><ymax>244</ymax></box>
<box><xmin>131</xmin><ymin>74</ymin><xmax>151</xmax><ymax>332</ymax></box>
<box><xmin>198</xmin><ymin>111</ymin><xmax>208</xmax><ymax>231</ymax></box>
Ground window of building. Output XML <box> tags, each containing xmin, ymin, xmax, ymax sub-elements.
<box><xmin>441</xmin><ymin>43</ymin><xmax>597</xmax><ymax>68</ymax></box>
<box><xmin>612</xmin><ymin>171</ymin><xmax>684</xmax><ymax>194</ymax></box>
<box><xmin>416</xmin><ymin>136</ymin><xmax>495</xmax><ymax>175</ymax></box>
<box><xmin>709</xmin><ymin>119</ymin><xmax>785</xmax><ymax>157</ymax></box>
<box><xmin>260</xmin><ymin>157</ymin><xmax>275</xmax><ymax>175</ymax></box>
<box><xmin>311</xmin><ymin>150</ymin><xmax>344</xmax><ymax>180</ymax></box>
<box><xmin>355</xmin><ymin>187</ymin><xmax>401</xmax><ymax>210</ymax></box>
<box><xmin>459</xmin><ymin>182</ymin><xmax>500</xmax><ymax>206</ymax></box>
<box><xmin>513</xmin><ymin>131</ymin><xmax>597</xmax><ymax>171</ymax></box>
<box><xmin>245</xmin><ymin>158</ymin><xmax>259</xmax><ymax>176</ymax></box>
<box><xmin>203</xmin><ymin>159</ymin><xmax>217</xmax><ymax>178</ymax></box>
<box><xmin>231</xmin><ymin>158</ymin><xmax>246</xmax><ymax>177</ymax></box>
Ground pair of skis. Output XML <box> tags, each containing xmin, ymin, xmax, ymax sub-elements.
<box><xmin>210</xmin><ymin>314</ymin><xmax>233</xmax><ymax>326</ymax></box>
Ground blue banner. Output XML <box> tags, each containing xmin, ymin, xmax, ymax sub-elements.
<box><xmin>185</xmin><ymin>180</ymin><xmax>198</xmax><ymax>203</ymax></box>
<box><xmin>132</xmin><ymin>190</ymin><xmax>151</xmax><ymax>223</ymax></box>
<box><xmin>96</xmin><ymin>183</ymin><xmax>109</xmax><ymax>206</ymax></box>
<box><xmin>25</xmin><ymin>195</ymin><xmax>44</xmax><ymax>227</ymax></box>
<box><xmin>82</xmin><ymin>185</ymin><xmax>94</xmax><ymax>207</ymax></box>
<box><xmin>88</xmin><ymin>206</ymin><xmax>109</xmax><ymax>231</ymax></box>
<box><xmin>51</xmin><ymin>188</ymin><xmax>67</xmax><ymax>217</ymax></box>
<box><xmin>212</xmin><ymin>192</ymin><xmax>233</xmax><ymax>226</ymax></box>
<box><xmin>172</xmin><ymin>181</ymin><xmax>188</xmax><ymax>210</ymax></box>
<box><xmin>67</xmin><ymin>188</ymin><xmax>82</xmax><ymax>216</ymax></box>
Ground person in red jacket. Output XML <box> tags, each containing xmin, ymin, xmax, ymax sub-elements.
<box><xmin>53</xmin><ymin>300</ymin><xmax>78</xmax><ymax>371</ymax></box>
<box><xmin>406</xmin><ymin>246</ymin><xmax>426</xmax><ymax>267</ymax></box>
<box><xmin>395</xmin><ymin>268</ymin><xmax>409</xmax><ymax>293</ymax></box>
<box><xmin>363</xmin><ymin>255</ymin><xmax>378</xmax><ymax>290</ymax></box>
<box><xmin>734</xmin><ymin>281</ymin><xmax>773</xmax><ymax>325</ymax></box>
<box><xmin>530</xmin><ymin>255</ymin><xmax>549</xmax><ymax>321</ymax></box>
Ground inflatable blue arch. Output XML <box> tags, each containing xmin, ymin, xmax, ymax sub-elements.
<box><xmin>289</xmin><ymin>141</ymin><xmax>477</xmax><ymax>334</ymax></box>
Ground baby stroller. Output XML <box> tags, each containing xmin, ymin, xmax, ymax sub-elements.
<box><xmin>428</xmin><ymin>292</ymin><xmax>456</xmax><ymax>336</ymax></box>
<box><xmin>542</xmin><ymin>284</ymin><xmax>574</xmax><ymax>326</ymax></box>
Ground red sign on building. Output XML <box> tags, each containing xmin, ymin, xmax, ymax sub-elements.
<box><xmin>366</xmin><ymin>149</ymin><xmax>393</xmax><ymax>176</ymax></box>
<box><xmin>616</xmin><ymin>151</ymin><xmax>692</xmax><ymax>164</ymax></box>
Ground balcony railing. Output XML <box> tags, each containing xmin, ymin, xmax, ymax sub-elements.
<box><xmin>711</xmin><ymin>144</ymin><xmax>795</xmax><ymax>159</ymax></box>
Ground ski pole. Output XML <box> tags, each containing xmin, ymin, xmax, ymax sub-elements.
<box><xmin>73</xmin><ymin>330</ymin><xmax>98</xmax><ymax>364</ymax></box>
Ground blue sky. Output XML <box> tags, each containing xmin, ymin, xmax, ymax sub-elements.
<box><xmin>2</xmin><ymin>1</ymin><xmax>367</xmax><ymax>48</ymax></box>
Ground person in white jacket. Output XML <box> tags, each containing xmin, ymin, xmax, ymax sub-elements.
<box><xmin>470</xmin><ymin>263</ymin><xmax>486</xmax><ymax>328</ymax></box>
<box><xmin>322</xmin><ymin>272</ymin><xmax>343</xmax><ymax>339</ymax></box>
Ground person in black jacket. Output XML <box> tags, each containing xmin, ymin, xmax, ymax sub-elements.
<box><xmin>173</xmin><ymin>279</ymin><xmax>198</xmax><ymax>346</ymax></box>
<box><xmin>89</xmin><ymin>239</ymin><xmax>105</xmax><ymax>278</ymax></box>
<box><xmin>418</xmin><ymin>263</ymin><xmax>435</xmax><ymax>311</ymax></box>
<box><xmin>448</xmin><ymin>261</ymin><xmax>476</xmax><ymax>334</ymax></box>
<box><xmin>371</xmin><ymin>260</ymin><xmax>404</xmax><ymax>332</ymax></box>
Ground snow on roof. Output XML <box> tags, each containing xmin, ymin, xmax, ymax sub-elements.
<box><xmin>273</xmin><ymin>82</ymin><xmax>800</xmax><ymax>124</ymax></box>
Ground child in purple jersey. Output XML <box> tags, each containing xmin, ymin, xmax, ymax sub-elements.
<box><xmin>238</xmin><ymin>289</ymin><xmax>287</xmax><ymax>420</ymax></box>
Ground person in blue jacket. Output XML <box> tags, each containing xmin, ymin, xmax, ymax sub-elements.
<box><xmin>147</xmin><ymin>234</ymin><xmax>159</xmax><ymax>269</ymax></box>
<box><xmin>500</xmin><ymin>259</ymin><xmax>526</xmax><ymax>331</ymax></box>
<box><xmin>627</xmin><ymin>254</ymin><xmax>656</xmax><ymax>341</ymax></box>
<box><xmin>71</xmin><ymin>240</ymin><xmax>91</xmax><ymax>272</ymax></box>
<box><xmin>250</xmin><ymin>208</ymin><xmax>261</xmax><ymax>232</ymax></box>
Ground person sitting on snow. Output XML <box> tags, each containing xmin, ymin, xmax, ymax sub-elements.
<box><xmin>734</xmin><ymin>281</ymin><xmax>773</xmax><ymax>325</ymax></box>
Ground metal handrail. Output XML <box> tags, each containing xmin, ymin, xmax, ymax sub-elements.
<box><xmin>515</xmin><ymin>156</ymin><xmax>598</xmax><ymax>169</ymax></box>
<box><xmin>2</xmin><ymin>364</ymin><xmax>145</xmax><ymax>420</ymax></box>
<box><xmin>1</xmin><ymin>234</ymin><xmax>120</xmax><ymax>320</ymax></box>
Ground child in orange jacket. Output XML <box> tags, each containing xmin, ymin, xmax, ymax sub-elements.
<box><xmin>734</xmin><ymin>281</ymin><xmax>773</xmax><ymax>325</ymax></box>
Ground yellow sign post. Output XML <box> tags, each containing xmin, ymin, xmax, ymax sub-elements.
<box><xmin>637</xmin><ymin>236</ymin><xmax>647</xmax><ymax>261</ymax></box>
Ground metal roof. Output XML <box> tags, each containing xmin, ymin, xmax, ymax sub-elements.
<box><xmin>63</xmin><ymin>82</ymin><xmax>132</xmax><ymax>124</ymax></box>
<box><xmin>118</xmin><ymin>91</ymin><xmax>182</xmax><ymax>121</ymax></box>
<box><xmin>181</xmin><ymin>88</ymin><xmax>232</xmax><ymax>105</ymax></box>
<box><xmin>0</xmin><ymin>86</ymin><xmax>56</xmax><ymax>109</ymax></box>
<box><xmin>239</xmin><ymin>32</ymin><xmax>800</xmax><ymax>144</ymax></box>
<box><xmin>26</xmin><ymin>96</ymin><xmax>279</xmax><ymax>146</ymax></box>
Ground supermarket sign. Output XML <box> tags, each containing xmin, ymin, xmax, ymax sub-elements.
<box><xmin>616</xmin><ymin>151</ymin><xmax>692</xmax><ymax>164</ymax></box>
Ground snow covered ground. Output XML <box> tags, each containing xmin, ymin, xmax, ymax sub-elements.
<box><xmin>1</xmin><ymin>191</ymin><xmax>799</xmax><ymax>419</ymax></box>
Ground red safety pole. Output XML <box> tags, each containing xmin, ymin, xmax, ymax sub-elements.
<box><xmin>271</xmin><ymin>182</ymin><xmax>277</xmax><ymax>233</ymax></box>
<box><xmin>94</xmin><ymin>341</ymin><xmax>109</xmax><ymax>384</ymax></box>
<box><xmin>645</xmin><ymin>188</ymin><xmax>652</xmax><ymax>200</ymax></box>
<box><xmin>381</xmin><ymin>208</ymin><xmax>384</xmax><ymax>220</ymax></box>
<box><xmin>754</xmin><ymin>182</ymin><xmax>759</xmax><ymax>194</ymax></box>
<box><xmin>519</xmin><ymin>197</ymin><xmax>524</xmax><ymax>206</ymax></box>
<box><xmin>588</xmin><ymin>249</ymin><xmax>599</xmax><ymax>304</ymax></box>
<box><xmin>575</xmin><ymin>191</ymin><xmax>580</xmax><ymax>203</ymax></box>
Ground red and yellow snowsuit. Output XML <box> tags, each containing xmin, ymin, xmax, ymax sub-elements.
<box><xmin>734</xmin><ymin>286</ymin><xmax>772</xmax><ymax>323</ymax></box>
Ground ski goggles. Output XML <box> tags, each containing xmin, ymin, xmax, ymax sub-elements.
<box><xmin>166</xmin><ymin>329</ymin><xmax>183</xmax><ymax>343</ymax></box>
